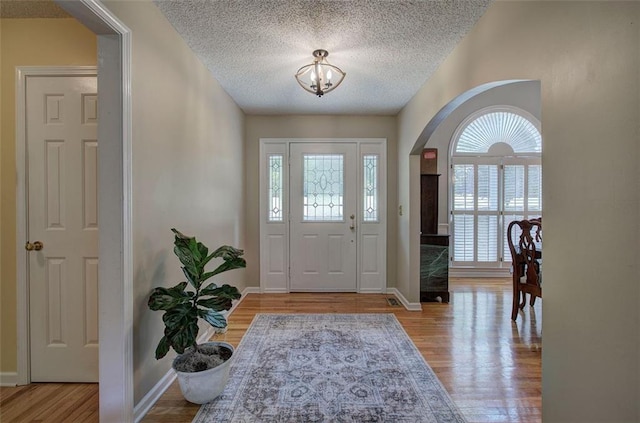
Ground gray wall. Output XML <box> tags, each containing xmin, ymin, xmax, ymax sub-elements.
<box><xmin>244</xmin><ymin>115</ymin><xmax>398</xmax><ymax>290</ymax></box>
<box><xmin>398</xmin><ymin>1</ymin><xmax>640</xmax><ymax>421</ymax></box>
<box><xmin>103</xmin><ymin>0</ymin><xmax>246</xmax><ymax>405</ymax></box>
<box><xmin>82</xmin><ymin>0</ymin><xmax>640</xmax><ymax>419</ymax></box>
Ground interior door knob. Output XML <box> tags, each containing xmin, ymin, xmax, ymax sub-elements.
<box><xmin>25</xmin><ymin>241</ymin><xmax>44</xmax><ymax>251</ymax></box>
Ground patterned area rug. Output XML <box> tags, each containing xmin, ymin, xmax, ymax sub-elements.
<box><xmin>193</xmin><ymin>314</ymin><xmax>466</xmax><ymax>423</ymax></box>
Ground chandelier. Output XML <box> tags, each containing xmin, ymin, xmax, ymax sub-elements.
<box><xmin>295</xmin><ymin>49</ymin><xmax>346</xmax><ymax>97</ymax></box>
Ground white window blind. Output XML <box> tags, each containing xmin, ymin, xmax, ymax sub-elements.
<box><xmin>456</xmin><ymin>111</ymin><xmax>541</xmax><ymax>154</ymax></box>
<box><xmin>453</xmin><ymin>164</ymin><xmax>474</xmax><ymax>210</ymax></box>
<box><xmin>477</xmin><ymin>165</ymin><xmax>499</xmax><ymax>211</ymax></box>
<box><xmin>528</xmin><ymin>165</ymin><xmax>542</xmax><ymax>211</ymax></box>
<box><xmin>453</xmin><ymin>214</ymin><xmax>474</xmax><ymax>261</ymax></box>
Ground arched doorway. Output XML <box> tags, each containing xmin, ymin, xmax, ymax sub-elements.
<box><xmin>408</xmin><ymin>80</ymin><xmax>541</xmax><ymax>290</ymax></box>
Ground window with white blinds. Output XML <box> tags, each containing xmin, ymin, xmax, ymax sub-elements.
<box><xmin>451</xmin><ymin>109</ymin><xmax>541</xmax><ymax>269</ymax></box>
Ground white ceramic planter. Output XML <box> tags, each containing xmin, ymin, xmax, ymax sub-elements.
<box><xmin>173</xmin><ymin>341</ymin><xmax>234</xmax><ymax>404</ymax></box>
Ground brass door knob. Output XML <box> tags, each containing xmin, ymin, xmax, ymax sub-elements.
<box><xmin>25</xmin><ymin>241</ymin><xmax>44</xmax><ymax>251</ymax></box>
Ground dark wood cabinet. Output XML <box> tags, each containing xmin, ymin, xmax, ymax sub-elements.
<box><xmin>420</xmin><ymin>174</ymin><xmax>439</xmax><ymax>235</ymax></box>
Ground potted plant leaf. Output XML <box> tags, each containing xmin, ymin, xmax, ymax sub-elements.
<box><xmin>148</xmin><ymin>228</ymin><xmax>244</xmax><ymax>404</ymax></box>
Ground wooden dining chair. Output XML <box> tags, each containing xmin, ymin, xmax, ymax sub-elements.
<box><xmin>506</xmin><ymin>218</ymin><xmax>542</xmax><ymax>321</ymax></box>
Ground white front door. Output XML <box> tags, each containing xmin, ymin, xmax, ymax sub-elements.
<box><xmin>289</xmin><ymin>143</ymin><xmax>357</xmax><ymax>291</ymax></box>
<box><xmin>26</xmin><ymin>75</ymin><xmax>99</xmax><ymax>382</ymax></box>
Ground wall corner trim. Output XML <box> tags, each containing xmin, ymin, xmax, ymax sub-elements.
<box><xmin>386</xmin><ymin>288</ymin><xmax>422</xmax><ymax>311</ymax></box>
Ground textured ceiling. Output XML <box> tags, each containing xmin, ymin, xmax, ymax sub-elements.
<box><xmin>2</xmin><ymin>0</ymin><xmax>491</xmax><ymax>114</ymax></box>
<box><xmin>154</xmin><ymin>0</ymin><xmax>492</xmax><ymax>115</ymax></box>
<box><xmin>0</xmin><ymin>0</ymin><xmax>70</xmax><ymax>18</ymax></box>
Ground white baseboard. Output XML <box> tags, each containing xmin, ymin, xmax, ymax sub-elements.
<box><xmin>133</xmin><ymin>286</ymin><xmax>252</xmax><ymax>422</ymax></box>
<box><xmin>386</xmin><ymin>288</ymin><xmax>422</xmax><ymax>311</ymax></box>
<box><xmin>133</xmin><ymin>368</ymin><xmax>176</xmax><ymax>422</ymax></box>
<box><xmin>359</xmin><ymin>288</ymin><xmax>385</xmax><ymax>294</ymax></box>
<box><xmin>261</xmin><ymin>287</ymin><xmax>287</xmax><ymax>293</ymax></box>
<box><xmin>0</xmin><ymin>372</ymin><xmax>17</xmax><ymax>387</ymax></box>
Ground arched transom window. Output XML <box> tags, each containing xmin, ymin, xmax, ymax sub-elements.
<box><xmin>456</xmin><ymin>111</ymin><xmax>541</xmax><ymax>154</ymax></box>
<box><xmin>450</xmin><ymin>108</ymin><xmax>542</xmax><ymax>269</ymax></box>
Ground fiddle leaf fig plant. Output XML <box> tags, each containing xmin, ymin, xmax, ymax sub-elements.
<box><xmin>148</xmin><ymin>228</ymin><xmax>244</xmax><ymax>360</ymax></box>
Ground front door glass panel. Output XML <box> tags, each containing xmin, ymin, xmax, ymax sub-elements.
<box><xmin>302</xmin><ymin>154</ymin><xmax>344</xmax><ymax>221</ymax></box>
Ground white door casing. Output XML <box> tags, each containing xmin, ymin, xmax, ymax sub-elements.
<box><xmin>290</xmin><ymin>143</ymin><xmax>357</xmax><ymax>291</ymax></box>
<box><xmin>25</xmin><ymin>74</ymin><xmax>99</xmax><ymax>382</ymax></box>
<box><xmin>14</xmin><ymin>2</ymin><xmax>134</xmax><ymax>418</ymax></box>
<box><xmin>259</xmin><ymin>138</ymin><xmax>387</xmax><ymax>293</ymax></box>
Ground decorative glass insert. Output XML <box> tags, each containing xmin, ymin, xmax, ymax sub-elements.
<box><xmin>455</xmin><ymin>111</ymin><xmax>541</xmax><ymax>154</ymax></box>
<box><xmin>268</xmin><ymin>155</ymin><xmax>283</xmax><ymax>222</ymax></box>
<box><xmin>363</xmin><ymin>155</ymin><xmax>378</xmax><ymax>222</ymax></box>
<box><xmin>302</xmin><ymin>154</ymin><xmax>344</xmax><ymax>221</ymax></box>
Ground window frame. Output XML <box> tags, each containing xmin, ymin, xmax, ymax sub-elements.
<box><xmin>449</xmin><ymin>106</ymin><xmax>542</xmax><ymax>270</ymax></box>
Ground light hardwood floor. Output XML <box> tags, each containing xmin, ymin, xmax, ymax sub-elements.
<box><xmin>0</xmin><ymin>278</ymin><xmax>541</xmax><ymax>422</ymax></box>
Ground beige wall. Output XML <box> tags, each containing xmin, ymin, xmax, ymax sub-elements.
<box><xmin>245</xmin><ymin>115</ymin><xmax>398</xmax><ymax>290</ymax></box>
<box><xmin>0</xmin><ymin>18</ymin><xmax>97</xmax><ymax>375</ymax></box>
<box><xmin>101</xmin><ymin>0</ymin><xmax>246</xmax><ymax>405</ymax></box>
<box><xmin>399</xmin><ymin>1</ymin><xmax>639</xmax><ymax>421</ymax></box>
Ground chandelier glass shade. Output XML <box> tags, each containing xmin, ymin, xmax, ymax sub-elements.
<box><xmin>295</xmin><ymin>49</ymin><xmax>346</xmax><ymax>97</ymax></box>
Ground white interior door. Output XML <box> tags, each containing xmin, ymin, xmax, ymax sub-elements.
<box><xmin>26</xmin><ymin>75</ymin><xmax>99</xmax><ymax>382</ymax></box>
<box><xmin>290</xmin><ymin>143</ymin><xmax>357</xmax><ymax>291</ymax></box>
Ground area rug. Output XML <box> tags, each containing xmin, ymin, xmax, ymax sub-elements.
<box><xmin>193</xmin><ymin>314</ymin><xmax>466</xmax><ymax>423</ymax></box>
